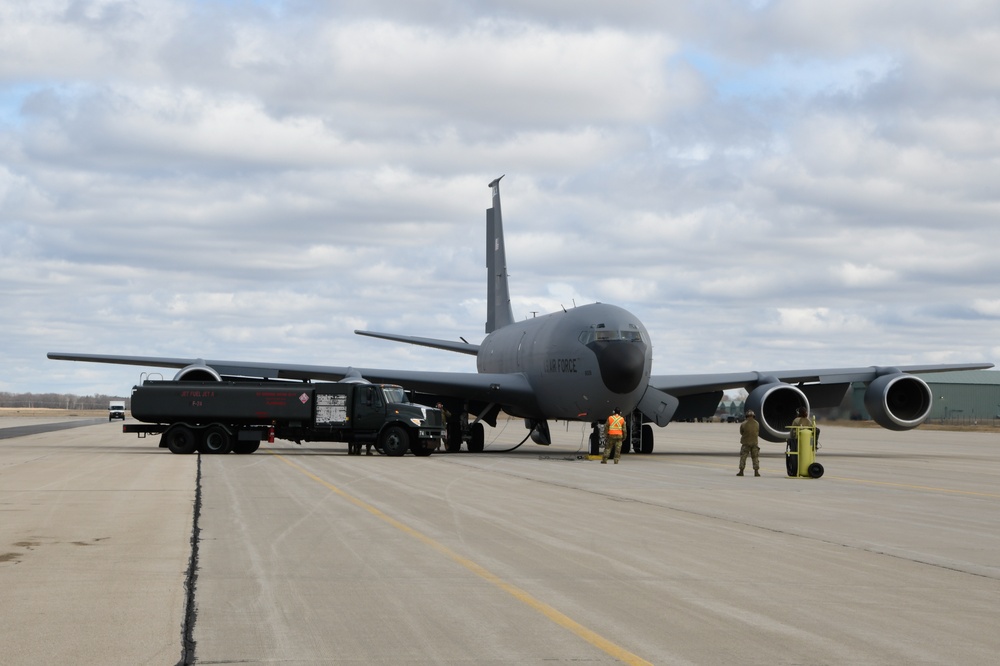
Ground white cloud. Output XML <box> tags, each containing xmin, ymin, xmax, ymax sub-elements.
<box><xmin>835</xmin><ymin>262</ymin><xmax>896</xmax><ymax>288</ymax></box>
<box><xmin>772</xmin><ymin>308</ymin><xmax>873</xmax><ymax>334</ymax></box>
<box><xmin>1</xmin><ymin>1</ymin><xmax>998</xmax><ymax>395</ymax></box>
<box><xmin>972</xmin><ymin>300</ymin><xmax>1000</xmax><ymax>318</ymax></box>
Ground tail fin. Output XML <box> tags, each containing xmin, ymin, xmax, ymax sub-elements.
<box><xmin>486</xmin><ymin>176</ymin><xmax>515</xmax><ymax>333</ymax></box>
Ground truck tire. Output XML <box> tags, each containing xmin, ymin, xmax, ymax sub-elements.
<box><xmin>164</xmin><ymin>425</ymin><xmax>197</xmax><ymax>455</ymax></box>
<box><xmin>232</xmin><ymin>440</ymin><xmax>260</xmax><ymax>454</ymax></box>
<box><xmin>380</xmin><ymin>425</ymin><xmax>410</xmax><ymax>457</ymax></box>
<box><xmin>199</xmin><ymin>425</ymin><xmax>232</xmax><ymax>454</ymax></box>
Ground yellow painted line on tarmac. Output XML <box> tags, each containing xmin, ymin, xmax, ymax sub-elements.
<box><xmin>268</xmin><ymin>450</ymin><xmax>652</xmax><ymax>666</ymax></box>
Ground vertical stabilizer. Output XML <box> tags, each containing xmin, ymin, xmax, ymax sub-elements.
<box><xmin>486</xmin><ymin>175</ymin><xmax>515</xmax><ymax>333</ymax></box>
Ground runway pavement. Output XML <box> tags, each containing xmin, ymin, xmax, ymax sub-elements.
<box><xmin>1</xmin><ymin>419</ymin><xmax>998</xmax><ymax>664</ymax></box>
<box><xmin>0</xmin><ymin>417</ymin><xmax>107</xmax><ymax>439</ymax></box>
<box><xmin>0</xmin><ymin>420</ymin><xmax>194</xmax><ymax>665</ymax></box>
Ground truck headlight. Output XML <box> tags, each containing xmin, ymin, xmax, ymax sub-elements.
<box><xmin>409</xmin><ymin>418</ymin><xmax>423</xmax><ymax>427</ymax></box>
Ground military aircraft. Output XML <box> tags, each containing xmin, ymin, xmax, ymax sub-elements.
<box><xmin>50</xmin><ymin>176</ymin><xmax>992</xmax><ymax>454</ymax></box>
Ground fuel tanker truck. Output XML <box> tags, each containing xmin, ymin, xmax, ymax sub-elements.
<box><xmin>123</xmin><ymin>379</ymin><xmax>445</xmax><ymax>456</ymax></box>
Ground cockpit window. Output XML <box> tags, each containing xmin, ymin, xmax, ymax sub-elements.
<box><xmin>578</xmin><ymin>328</ymin><xmax>644</xmax><ymax>344</ymax></box>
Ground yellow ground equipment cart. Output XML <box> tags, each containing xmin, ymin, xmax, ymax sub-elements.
<box><xmin>786</xmin><ymin>420</ymin><xmax>824</xmax><ymax>478</ymax></box>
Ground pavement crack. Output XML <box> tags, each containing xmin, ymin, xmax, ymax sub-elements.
<box><xmin>177</xmin><ymin>454</ymin><xmax>202</xmax><ymax>666</ymax></box>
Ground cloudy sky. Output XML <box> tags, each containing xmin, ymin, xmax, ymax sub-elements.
<box><xmin>2</xmin><ymin>1</ymin><xmax>998</xmax><ymax>396</ymax></box>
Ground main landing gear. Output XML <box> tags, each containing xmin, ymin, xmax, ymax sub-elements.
<box><xmin>444</xmin><ymin>416</ymin><xmax>484</xmax><ymax>452</ymax></box>
<box><xmin>589</xmin><ymin>411</ymin><xmax>654</xmax><ymax>456</ymax></box>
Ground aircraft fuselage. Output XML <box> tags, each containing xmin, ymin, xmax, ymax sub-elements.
<box><xmin>476</xmin><ymin>303</ymin><xmax>651</xmax><ymax>421</ymax></box>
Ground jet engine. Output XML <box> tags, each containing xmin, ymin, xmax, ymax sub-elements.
<box><xmin>863</xmin><ymin>371</ymin><xmax>932</xmax><ymax>430</ymax></box>
<box><xmin>745</xmin><ymin>380</ymin><xmax>808</xmax><ymax>442</ymax></box>
<box><xmin>173</xmin><ymin>362</ymin><xmax>222</xmax><ymax>382</ymax></box>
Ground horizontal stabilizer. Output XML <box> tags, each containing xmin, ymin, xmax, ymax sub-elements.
<box><xmin>354</xmin><ymin>330</ymin><xmax>480</xmax><ymax>356</ymax></box>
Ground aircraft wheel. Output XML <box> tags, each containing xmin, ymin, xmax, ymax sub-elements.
<box><xmin>589</xmin><ymin>430</ymin><xmax>601</xmax><ymax>456</ymax></box>
<box><xmin>445</xmin><ymin>421</ymin><xmax>463</xmax><ymax>452</ymax></box>
<box><xmin>807</xmin><ymin>462</ymin><xmax>825</xmax><ymax>479</ymax></box>
<box><xmin>164</xmin><ymin>425</ymin><xmax>197</xmax><ymax>455</ymax></box>
<box><xmin>468</xmin><ymin>423</ymin><xmax>485</xmax><ymax>452</ymax></box>
<box><xmin>199</xmin><ymin>425</ymin><xmax>232</xmax><ymax>454</ymax></box>
<box><xmin>640</xmin><ymin>424</ymin><xmax>654</xmax><ymax>454</ymax></box>
<box><xmin>380</xmin><ymin>426</ymin><xmax>410</xmax><ymax>457</ymax></box>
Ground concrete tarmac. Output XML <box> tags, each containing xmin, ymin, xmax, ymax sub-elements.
<box><xmin>2</xmin><ymin>420</ymin><xmax>999</xmax><ymax>664</ymax></box>
<box><xmin>0</xmin><ymin>421</ymin><xmax>194</xmax><ymax>665</ymax></box>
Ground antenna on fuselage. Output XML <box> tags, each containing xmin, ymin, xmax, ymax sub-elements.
<box><xmin>486</xmin><ymin>175</ymin><xmax>515</xmax><ymax>334</ymax></box>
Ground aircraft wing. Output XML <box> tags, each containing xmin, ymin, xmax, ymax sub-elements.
<box><xmin>650</xmin><ymin>362</ymin><xmax>994</xmax><ymax>427</ymax></box>
<box><xmin>650</xmin><ymin>363</ymin><xmax>994</xmax><ymax>396</ymax></box>
<box><xmin>47</xmin><ymin>352</ymin><xmax>536</xmax><ymax>412</ymax></box>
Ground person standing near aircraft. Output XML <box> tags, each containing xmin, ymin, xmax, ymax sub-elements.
<box><xmin>738</xmin><ymin>410</ymin><xmax>761</xmax><ymax>476</ymax></box>
<box><xmin>791</xmin><ymin>406</ymin><xmax>820</xmax><ymax>445</ymax></box>
<box><xmin>435</xmin><ymin>402</ymin><xmax>451</xmax><ymax>451</ymax></box>
<box><xmin>602</xmin><ymin>408</ymin><xmax>626</xmax><ymax>464</ymax></box>
<box><xmin>791</xmin><ymin>407</ymin><xmax>810</xmax><ymax>428</ymax></box>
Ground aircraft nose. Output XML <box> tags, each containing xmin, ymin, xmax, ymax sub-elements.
<box><xmin>590</xmin><ymin>341</ymin><xmax>646</xmax><ymax>394</ymax></box>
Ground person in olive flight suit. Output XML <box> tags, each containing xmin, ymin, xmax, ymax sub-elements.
<box><xmin>738</xmin><ymin>410</ymin><xmax>760</xmax><ymax>476</ymax></box>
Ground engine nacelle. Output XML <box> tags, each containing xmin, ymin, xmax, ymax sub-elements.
<box><xmin>745</xmin><ymin>381</ymin><xmax>808</xmax><ymax>442</ymax></box>
<box><xmin>173</xmin><ymin>363</ymin><xmax>222</xmax><ymax>382</ymax></box>
<box><xmin>337</xmin><ymin>368</ymin><xmax>371</xmax><ymax>384</ymax></box>
<box><xmin>864</xmin><ymin>372</ymin><xmax>932</xmax><ymax>431</ymax></box>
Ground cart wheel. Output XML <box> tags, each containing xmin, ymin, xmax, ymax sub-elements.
<box><xmin>807</xmin><ymin>462</ymin><xmax>825</xmax><ymax>478</ymax></box>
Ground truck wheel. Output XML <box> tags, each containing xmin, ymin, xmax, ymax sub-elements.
<box><xmin>199</xmin><ymin>425</ymin><xmax>232</xmax><ymax>455</ymax></box>
<box><xmin>380</xmin><ymin>426</ymin><xmax>410</xmax><ymax>457</ymax></box>
<box><xmin>232</xmin><ymin>440</ymin><xmax>260</xmax><ymax>454</ymax></box>
<box><xmin>164</xmin><ymin>425</ymin><xmax>197</xmax><ymax>455</ymax></box>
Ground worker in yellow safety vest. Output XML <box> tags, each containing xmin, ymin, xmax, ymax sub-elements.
<box><xmin>602</xmin><ymin>407</ymin><xmax>627</xmax><ymax>464</ymax></box>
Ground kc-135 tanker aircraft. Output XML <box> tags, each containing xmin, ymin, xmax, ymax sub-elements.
<box><xmin>50</xmin><ymin>177</ymin><xmax>992</xmax><ymax>454</ymax></box>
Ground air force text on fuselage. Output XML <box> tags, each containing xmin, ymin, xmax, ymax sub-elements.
<box><xmin>544</xmin><ymin>358</ymin><xmax>579</xmax><ymax>373</ymax></box>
